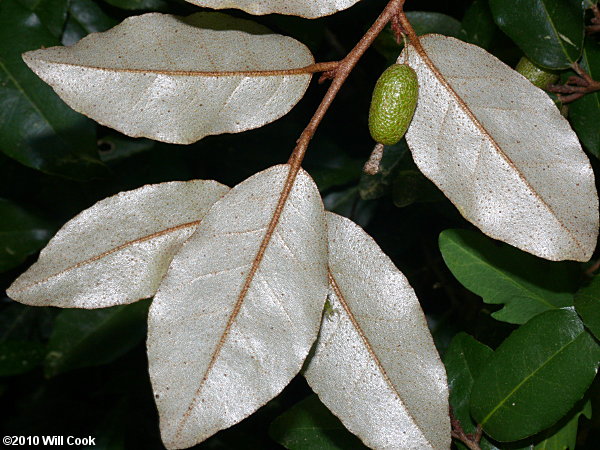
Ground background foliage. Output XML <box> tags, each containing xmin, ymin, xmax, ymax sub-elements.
<box><xmin>1</xmin><ymin>0</ymin><xmax>599</xmax><ymax>448</ymax></box>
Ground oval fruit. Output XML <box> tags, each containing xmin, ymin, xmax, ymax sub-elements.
<box><xmin>368</xmin><ymin>64</ymin><xmax>419</xmax><ymax>146</ymax></box>
<box><xmin>516</xmin><ymin>57</ymin><xmax>559</xmax><ymax>89</ymax></box>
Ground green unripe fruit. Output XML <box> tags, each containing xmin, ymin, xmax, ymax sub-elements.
<box><xmin>515</xmin><ymin>57</ymin><xmax>559</xmax><ymax>89</ymax></box>
<box><xmin>368</xmin><ymin>64</ymin><xmax>419</xmax><ymax>146</ymax></box>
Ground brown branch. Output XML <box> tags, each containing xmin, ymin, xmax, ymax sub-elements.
<box><xmin>548</xmin><ymin>62</ymin><xmax>600</xmax><ymax>103</ymax></box>
<box><xmin>450</xmin><ymin>408</ymin><xmax>483</xmax><ymax>450</ymax></box>
<box><xmin>396</xmin><ymin>8</ymin><xmax>421</xmax><ymax>51</ymax></box>
<box><xmin>287</xmin><ymin>0</ymin><xmax>406</xmax><ymax>171</ymax></box>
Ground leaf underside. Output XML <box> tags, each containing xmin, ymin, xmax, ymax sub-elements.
<box><xmin>304</xmin><ymin>212</ymin><xmax>450</xmax><ymax>450</ymax></box>
<box><xmin>7</xmin><ymin>180</ymin><xmax>229</xmax><ymax>308</ymax></box>
<box><xmin>400</xmin><ymin>34</ymin><xmax>598</xmax><ymax>262</ymax></box>
<box><xmin>22</xmin><ymin>12</ymin><xmax>315</xmax><ymax>144</ymax></box>
<box><xmin>147</xmin><ymin>164</ymin><xmax>328</xmax><ymax>449</ymax></box>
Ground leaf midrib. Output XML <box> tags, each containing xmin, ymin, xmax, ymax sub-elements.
<box><xmin>479</xmin><ymin>332</ymin><xmax>582</xmax><ymax>426</ymax></box>
<box><xmin>33</xmin><ymin>57</ymin><xmax>322</xmax><ymax>78</ymax></box>
<box><xmin>174</xmin><ymin>165</ymin><xmax>303</xmax><ymax>440</ymax></box>
<box><xmin>327</xmin><ymin>270</ymin><xmax>435</xmax><ymax>448</ymax></box>
<box><xmin>539</xmin><ymin>0</ymin><xmax>577</xmax><ymax>64</ymax></box>
<box><xmin>10</xmin><ymin>220</ymin><xmax>201</xmax><ymax>293</ymax></box>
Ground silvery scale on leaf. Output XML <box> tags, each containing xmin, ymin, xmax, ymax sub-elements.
<box><xmin>8</xmin><ymin>1</ymin><xmax>599</xmax><ymax>449</ymax></box>
<box><xmin>185</xmin><ymin>0</ymin><xmax>363</xmax><ymax>18</ymax></box>
<box><xmin>7</xmin><ymin>165</ymin><xmax>450</xmax><ymax>450</ymax></box>
<box><xmin>22</xmin><ymin>13</ymin><xmax>314</xmax><ymax>145</ymax></box>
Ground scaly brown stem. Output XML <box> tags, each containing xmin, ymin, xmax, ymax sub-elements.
<box><xmin>287</xmin><ymin>0</ymin><xmax>406</xmax><ymax>172</ymax></box>
<box><xmin>450</xmin><ymin>408</ymin><xmax>483</xmax><ymax>450</ymax></box>
<box><xmin>548</xmin><ymin>62</ymin><xmax>600</xmax><ymax>103</ymax></box>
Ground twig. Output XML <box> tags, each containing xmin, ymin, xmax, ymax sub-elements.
<box><xmin>450</xmin><ymin>408</ymin><xmax>483</xmax><ymax>450</ymax></box>
<box><xmin>363</xmin><ymin>143</ymin><xmax>385</xmax><ymax>175</ymax></box>
<box><xmin>287</xmin><ymin>0</ymin><xmax>406</xmax><ymax>172</ymax></box>
<box><xmin>548</xmin><ymin>62</ymin><xmax>600</xmax><ymax>103</ymax></box>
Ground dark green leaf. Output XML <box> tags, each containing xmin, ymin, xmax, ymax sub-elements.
<box><xmin>0</xmin><ymin>0</ymin><xmax>107</xmax><ymax>179</ymax></box>
<box><xmin>62</xmin><ymin>0</ymin><xmax>118</xmax><ymax>46</ymax></box>
<box><xmin>439</xmin><ymin>229</ymin><xmax>579</xmax><ymax>324</ymax></box>
<box><xmin>405</xmin><ymin>11</ymin><xmax>462</xmax><ymax>37</ymax></box>
<box><xmin>0</xmin><ymin>340</ymin><xmax>45</xmax><ymax>376</ymax></box>
<box><xmin>269</xmin><ymin>394</ymin><xmax>367</xmax><ymax>450</ymax></box>
<box><xmin>444</xmin><ymin>333</ymin><xmax>500</xmax><ymax>450</ymax></box>
<box><xmin>575</xmin><ymin>275</ymin><xmax>600</xmax><ymax>340</ymax></box>
<box><xmin>97</xmin><ymin>134</ymin><xmax>156</xmax><ymax>163</ymax></box>
<box><xmin>44</xmin><ymin>300</ymin><xmax>150</xmax><ymax>377</ymax></box>
<box><xmin>0</xmin><ymin>303</ymin><xmax>55</xmax><ymax>343</ymax></box>
<box><xmin>18</xmin><ymin>0</ymin><xmax>68</xmax><ymax>39</ymax></box>
<box><xmin>568</xmin><ymin>40</ymin><xmax>600</xmax><ymax>158</ymax></box>
<box><xmin>489</xmin><ymin>0</ymin><xmax>585</xmax><ymax>69</ymax></box>
<box><xmin>530</xmin><ymin>400</ymin><xmax>591</xmax><ymax>450</ymax></box>
<box><xmin>459</xmin><ymin>0</ymin><xmax>499</xmax><ymax>49</ymax></box>
<box><xmin>471</xmin><ymin>308</ymin><xmax>600</xmax><ymax>441</ymax></box>
<box><xmin>0</xmin><ymin>198</ymin><xmax>54</xmax><ymax>271</ymax></box>
<box><xmin>323</xmin><ymin>187</ymin><xmax>376</xmax><ymax>228</ymax></box>
<box><xmin>392</xmin><ymin>169</ymin><xmax>442</xmax><ymax>207</ymax></box>
<box><xmin>101</xmin><ymin>0</ymin><xmax>169</xmax><ymax>10</ymax></box>
<box><xmin>374</xmin><ymin>12</ymin><xmax>461</xmax><ymax>64</ymax></box>
<box><xmin>444</xmin><ymin>333</ymin><xmax>493</xmax><ymax>435</ymax></box>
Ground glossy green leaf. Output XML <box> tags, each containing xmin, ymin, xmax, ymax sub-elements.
<box><xmin>471</xmin><ymin>308</ymin><xmax>600</xmax><ymax>441</ymax></box>
<box><xmin>62</xmin><ymin>0</ymin><xmax>117</xmax><ymax>46</ymax></box>
<box><xmin>269</xmin><ymin>394</ymin><xmax>367</xmax><ymax>450</ymax></box>
<box><xmin>44</xmin><ymin>300</ymin><xmax>150</xmax><ymax>377</ymax></box>
<box><xmin>0</xmin><ymin>0</ymin><xmax>106</xmax><ymax>179</ymax></box>
<box><xmin>405</xmin><ymin>11</ymin><xmax>462</xmax><ymax>38</ymax></box>
<box><xmin>574</xmin><ymin>275</ymin><xmax>600</xmax><ymax>340</ymax></box>
<box><xmin>489</xmin><ymin>0</ymin><xmax>585</xmax><ymax>69</ymax></box>
<box><xmin>18</xmin><ymin>0</ymin><xmax>69</xmax><ymax>39</ymax></box>
<box><xmin>530</xmin><ymin>400</ymin><xmax>591</xmax><ymax>450</ymax></box>
<box><xmin>444</xmin><ymin>333</ymin><xmax>493</xmax><ymax>437</ymax></box>
<box><xmin>439</xmin><ymin>229</ymin><xmax>578</xmax><ymax>324</ymax></box>
<box><xmin>0</xmin><ymin>341</ymin><xmax>45</xmax><ymax>376</ymax></box>
<box><xmin>568</xmin><ymin>40</ymin><xmax>600</xmax><ymax>158</ymax></box>
<box><xmin>459</xmin><ymin>0</ymin><xmax>498</xmax><ymax>49</ymax></box>
<box><xmin>0</xmin><ymin>198</ymin><xmax>54</xmax><ymax>272</ymax></box>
